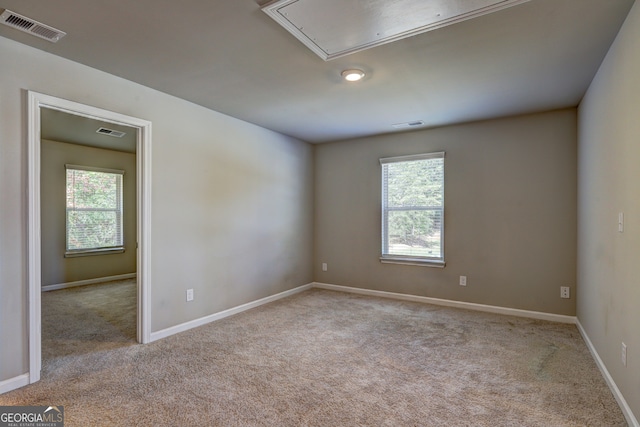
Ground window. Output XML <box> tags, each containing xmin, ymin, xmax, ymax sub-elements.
<box><xmin>380</xmin><ymin>152</ymin><xmax>445</xmax><ymax>266</ymax></box>
<box><xmin>65</xmin><ymin>164</ymin><xmax>124</xmax><ymax>256</ymax></box>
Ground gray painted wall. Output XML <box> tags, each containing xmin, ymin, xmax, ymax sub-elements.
<box><xmin>0</xmin><ymin>36</ymin><xmax>314</xmax><ymax>382</ymax></box>
<box><xmin>577</xmin><ymin>1</ymin><xmax>640</xmax><ymax>419</ymax></box>
<box><xmin>315</xmin><ymin>110</ymin><xmax>577</xmax><ymax>315</ymax></box>
<box><xmin>40</xmin><ymin>139</ymin><xmax>137</xmax><ymax>286</ymax></box>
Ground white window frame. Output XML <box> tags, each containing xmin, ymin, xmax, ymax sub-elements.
<box><xmin>65</xmin><ymin>164</ymin><xmax>125</xmax><ymax>257</ymax></box>
<box><xmin>380</xmin><ymin>152</ymin><xmax>445</xmax><ymax>267</ymax></box>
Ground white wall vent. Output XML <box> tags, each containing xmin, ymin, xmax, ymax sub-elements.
<box><xmin>96</xmin><ymin>127</ymin><xmax>126</xmax><ymax>138</ymax></box>
<box><xmin>0</xmin><ymin>9</ymin><xmax>66</xmax><ymax>43</ymax></box>
<box><xmin>392</xmin><ymin>120</ymin><xmax>425</xmax><ymax>129</ymax></box>
<box><xmin>262</xmin><ymin>0</ymin><xmax>530</xmax><ymax>60</ymax></box>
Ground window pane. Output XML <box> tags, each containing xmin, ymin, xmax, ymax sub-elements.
<box><xmin>67</xmin><ymin>211</ymin><xmax>122</xmax><ymax>250</ymax></box>
<box><xmin>67</xmin><ymin>170</ymin><xmax>119</xmax><ymax>210</ymax></box>
<box><xmin>387</xmin><ymin>209</ymin><xmax>442</xmax><ymax>258</ymax></box>
<box><xmin>386</xmin><ymin>158</ymin><xmax>443</xmax><ymax>208</ymax></box>
<box><xmin>381</xmin><ymin>153</ymin><xmax>444</xmax><ymax>262</ymax></box>
<box><xmin>66</xmin><ymin>167</ymin><xmax>123</xmax><ymax>252</ymax></box>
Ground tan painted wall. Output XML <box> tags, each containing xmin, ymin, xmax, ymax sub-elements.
<box><xmin>315</xmin><ymin>110</ymin><xmax>577</xmax><ymax>315</ymax></box>
<box><xmin>0</xmin><ymin>36</ymin><xmax>314</xmax><ymax>382</ymax></box>
<box><xmin>577</xmin><ymin>1</ymin><xmax>640</xmax><ymax>420</ymax></box>
<box><xmin>40</xmin><ymin>139</ymin><xmax>137</xmax><ymax>286</ymax></box>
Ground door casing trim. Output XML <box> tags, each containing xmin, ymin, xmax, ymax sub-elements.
<box><xmin>27</xmin><ymin>91</ymin><xmax>152</xmax><ymax>383</ymax></box>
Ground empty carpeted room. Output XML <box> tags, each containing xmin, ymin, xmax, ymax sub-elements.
<box><xmin>0</xmin><ymin>0</ymin><xmax>639</xmax><ymax>426</ymax></box>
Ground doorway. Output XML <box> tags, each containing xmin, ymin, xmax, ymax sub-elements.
<box><xmin>27</xmin><ymin>91</ymin><xmax>152</xmax><ymax>384</ymax></box>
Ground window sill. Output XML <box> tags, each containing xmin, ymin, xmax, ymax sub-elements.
<box><xmin>380</xmin><ymin>256</ymin><xmax>445</xmax><ymax>268</ymax></box>
<box><xmin>65</xmin><ymin>247</ymin><xmax>125</xmax><ymax>258</ymax></box>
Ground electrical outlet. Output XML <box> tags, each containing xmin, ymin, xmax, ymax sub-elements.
<box><xmin>459</xmin><ymin>276</ymin><xmax>467</xmax><ymax>286</ymax></box>
<box><xmin>560</xmin><ymin>286</ymin><xmax>570</xmax><ymax>299</ymax></box>
<box><xmin>622</xmin><ymin>342</ymin><xmax>627</xmax><ymax>367</ymax></box>
<box><xmin>322</xmin><ymin>262</ymin><xmax>328</xmax><ymax>272</ymax></box>
<box><xmin>186</xmin><ymin>289</ymin><xmax>194</xmax><ymax>302</ymax></box>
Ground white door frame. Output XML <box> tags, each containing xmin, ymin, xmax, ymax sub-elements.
<box><xmin>27</xmin><ymin>91</ymin><xmax>152</xmax><ymax>383</ymax></box>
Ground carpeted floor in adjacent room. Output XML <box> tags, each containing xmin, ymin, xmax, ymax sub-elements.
<box><xmin>0</xmin><ymin>281</ymin><xmax>627</xmax><ymax>426</ymax></box>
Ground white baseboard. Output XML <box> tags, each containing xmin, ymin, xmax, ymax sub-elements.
<box><xmin>150</xmin><ymin>283</ymin><xmax>313</xmax><ymax>342</ymax></box>
<box><xmin>42</xmin><ymin>273</ymin><xmax>137</xmax><ymax>292</ymax></box>
<box><xmin>576</xmin><ymin>320</ymin><xmax>639</xmax><ymax>427</ymax></box>
<box><xmin>0</xmin><ymin>373</ymin><xmax>29</xmax><ymax>395</ymax></box>
<box><xmin>312</xmin><ymin>282</ymin><xmax>577</xmax><ymax>324</ymax></box>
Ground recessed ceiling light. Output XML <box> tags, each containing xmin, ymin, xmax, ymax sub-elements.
<box><xmin>341</xmin><ymin>69</ymin><xmax>365</xmax><ymax>82</ymax></box>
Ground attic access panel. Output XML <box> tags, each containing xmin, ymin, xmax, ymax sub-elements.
<box><xmin>262</xmin><ymin>0</ymin><xmax>529</xmax><ymax>60</ymax></box>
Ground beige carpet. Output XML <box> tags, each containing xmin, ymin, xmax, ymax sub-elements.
<box><xmin>0</xmin><ymin>283</ymin><xmax>627</xmax><ymax>426</ymax></box>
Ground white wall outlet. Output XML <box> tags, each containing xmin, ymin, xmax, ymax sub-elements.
<box><xmin>186</xmin><ymin>289</ymin><xmax>194</xmax><ymax>302</ymax></box>
<box><xmin>459</xmin><ymin>276</ymin><xmax>467</xmax><ymax>286</ymax></box>
<box><xmin>560</xmin><ymin>286</ymin><xmax>570</xmax><ymax>299</ymax></box>
<box><xmin>622</xmin><ymin>342</ymin><xmax>627</xmax><ymax>367</ymax></box>
<box><xmin>618</xmin><ymin>212</ymin><xmax>624</xmax><ymax>233</ymax></box>
<box><xmin>322</xmin><ymin>262</ymin><xmax>328</xmax><ymax>272</ymax></box>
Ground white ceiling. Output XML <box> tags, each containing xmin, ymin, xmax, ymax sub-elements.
<box><xmin>0</xmin><ymin>0</ymin><xmax>635</xmax><ymax>143</ymax></box>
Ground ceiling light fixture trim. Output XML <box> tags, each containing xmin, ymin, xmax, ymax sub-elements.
<box><xmin>341</xmin><ymin>69</ymin><xmax>365</xmax><ymax>82</ymax></box>
<box><xmin>262</xmin><ymin>0</ymin><xmax>531</xmax><ymax>61</ymax></box>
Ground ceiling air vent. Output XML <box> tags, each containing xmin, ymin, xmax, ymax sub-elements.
<box><xmin>0</xmin><ymin>9</ymin><xmax>66</xmax><ymax>43</ymax></box>
<box><xmin>96</xmin><ymin>127</ymin><xmax>126</xmax><ymax>138</ymax></box>
<box><xmin>392</xmin><ymin>120</ymin><xmax>425</xmax><ymax>130</ymax></box>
